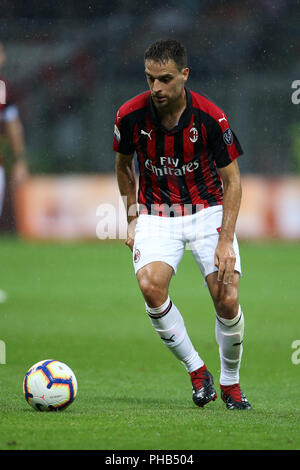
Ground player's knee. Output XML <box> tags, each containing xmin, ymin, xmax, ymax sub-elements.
<box><xmin>138</xmin><ymin>276</ymin><xmax>168</xmax><ymax>308</ymax></box>
<box><xmin>214</xmin><ymin>291</ymin><xmax>239</xmax><ymax>318</ymax></box>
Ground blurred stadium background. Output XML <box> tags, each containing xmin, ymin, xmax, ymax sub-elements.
<box><xmin>0</xmin><ymin>0</ymin><xmax>300</xmax><ymax>240</ymax></box>
<box><xmin>0</xmin><ymin>1</ymin><xmax>300</xmax><ymax>451</ymax></box>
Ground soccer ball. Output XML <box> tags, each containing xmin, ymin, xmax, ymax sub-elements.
<box><xmin>23</xmin><ymin>359</ymin><xmax>78</xmax><ymax>411</ymax></box>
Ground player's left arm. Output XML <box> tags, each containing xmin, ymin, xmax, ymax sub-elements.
<box><xmin>4</xmin><ymin>116</ymin><xmax>28</xmax><ymax>186</ymax></box>
<box><xmin>215</xmin><ymin>159</ymin><xmax>242</xmax><ymax>285</ymax></box>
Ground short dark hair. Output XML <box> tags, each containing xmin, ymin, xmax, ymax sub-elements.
<box><xmin>144</xmin><ymin>39</ymin><xmax>187</xmax><ymax>71</ymax></box>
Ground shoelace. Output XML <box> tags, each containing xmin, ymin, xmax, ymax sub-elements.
<box><xmin>222</xmin><ymin>384</ymin><xmax>242</xmax><ymax>402</ymax></box>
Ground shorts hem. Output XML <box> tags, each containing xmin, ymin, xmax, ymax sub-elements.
<box><xmin>203</xmin><ymin>267</ymin><xmax>242</xmax><ymax>287</ymax></box>
<box><xmin>134</xmin><ymin>257</ymin><xmax>177</xmax><ymax>276</ymax></box>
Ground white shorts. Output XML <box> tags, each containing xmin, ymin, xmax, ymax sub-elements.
<box><xmin>0</xmin><ymin>166</ymin><xmax>5</xmax><ymax>216</ymax></box>
<box><xmin>132</xmin><ymin>205</ymin><xmax>242</xmax><ymax>285</ymax></box>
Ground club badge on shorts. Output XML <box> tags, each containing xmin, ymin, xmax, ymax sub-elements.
<box><xmin>223</xmin><ymin>128</ymin><xmax>233</xmax><ymax>146</ymax></box>
<box><xmin>134</xmin><ymin>248</ymin><xmax>141</xmax><ymax>263</ymax></box>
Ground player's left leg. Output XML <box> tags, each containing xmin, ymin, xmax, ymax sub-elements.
<box><xmin>206</xmin><ymin>271</ymin><xmax>251</xmax><ymax>409</ymax></box>
<box><xmin>188</xmin><ymin>206</ymin><xmax>251</xmax><ymax>409</ymax></box>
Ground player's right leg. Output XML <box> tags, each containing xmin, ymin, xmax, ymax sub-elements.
<box><xmin>133</xmin><ymin>214</ymin><xmax>216</xmax><ymax>407</ymax></box>
<box><xmin>137</xmin><ymin>261</ymin><xmax>204</xmax><ymax>373</ymax></box>
<box><xmin>136</xmin><ymin>261</ymin><xmax>216</xmax><ymax>407</ymax></box>
<box><xmin>137</xmin><ymin>260</ymin><xmax>204</xmax><ymax>374</ymax></box>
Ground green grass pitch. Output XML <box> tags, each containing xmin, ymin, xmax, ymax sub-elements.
<box><xmin>0</xmin><ymin>236</ymin><xmax>299</xmax><ymax>450</ymax></box>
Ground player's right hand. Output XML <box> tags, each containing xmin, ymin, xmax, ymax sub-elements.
<box><xmin>125</xmin><ymin>217</ymin><xmax>138</xmax><ymax>252</ymax></box>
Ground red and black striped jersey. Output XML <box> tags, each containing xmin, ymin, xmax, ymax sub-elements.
<box><xmin>113</xmin><ymin>88</ymin><xmax>243</xmax><ymax>216</ymax></box>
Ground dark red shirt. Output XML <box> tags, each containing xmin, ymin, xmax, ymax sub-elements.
<box><xmin>113</xmin><ymin>88</ymin><xmax>243</xmax><ymax>216</ymax></box>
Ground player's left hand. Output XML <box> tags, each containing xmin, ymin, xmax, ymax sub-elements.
<box><xmin>214</xmin><ymin>240</ymin><xmax>236</xmax><ymax>285</ymax></box>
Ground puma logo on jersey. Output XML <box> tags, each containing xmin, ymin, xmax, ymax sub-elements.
<box><xmin>218</xmin><ymin>113</ymin><xmax>227</xmax><ymax>123</ymax></box>
<box><xmin>141</xmin><ymin>129</ymin><xmax>153</xmax><ymax>140</ymax></box>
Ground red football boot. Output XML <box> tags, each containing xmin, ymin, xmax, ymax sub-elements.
<box><xmin>220</xmin><ymin>383</ymin><xmax>251</xmax><ymax>409</ymax></box>
<box><xmin>189</xmin><ymin>365</ymin><xmax>217</xmax><ymax>408</ymax></box>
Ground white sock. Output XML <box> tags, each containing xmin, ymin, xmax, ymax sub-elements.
<box><xmin>216</xmin><ymin>305</ymin><xmax>244</xmax><ymax>386</ymax></box>
<box><xmin>146</xmin><ymin>297</ymin><xmax>204</xmax><ymax>373</ymax></box>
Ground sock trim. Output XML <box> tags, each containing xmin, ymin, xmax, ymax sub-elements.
<box><xmin>146</xmin><ymin>301</ymin><xmax>173</xmax><ymax>319</ymax></box>
<box><xmin>216</xmin><ymin>310</ymin><xmax>242</xmax><ymax>328</ymax></box>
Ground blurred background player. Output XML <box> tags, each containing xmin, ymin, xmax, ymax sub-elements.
<box><xmin>0</xmin><ymin>41</ymin><xmax>28</xmax><ymax>302</ymax></box>
<box><xmin>0</xmin><ymin>42</ymin><xmax>28</xmax><ymax>199</ymax></box>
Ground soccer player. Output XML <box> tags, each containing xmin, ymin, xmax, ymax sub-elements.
<box><xmin>114</xmin><ymin>39</ymin><xmax>251</xmax><ymax>410</ymax></box>
<box><xmin>0</xmin><ymin>41</ymin><xmax>28</xmax><ymax>216</ymax></box>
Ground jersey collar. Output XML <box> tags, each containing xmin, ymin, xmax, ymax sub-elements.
<box><xmin>148</xmin><ymin>88</ymin><xmax>192</xmax><ymax>133</ymax></box>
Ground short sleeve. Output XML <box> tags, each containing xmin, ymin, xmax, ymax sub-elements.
<box><xmin>0</xmin><ymin>77</ymin><xmax>18</xmax><ymax>121</ymax></box>
<box><xmin>113</xmin><ymin>109</ymin><xmax>135</xmax><ymax>155</ymax></box>
<box><xmin>207</xmin><ymin>112</ymin><xmax>243</xmax><ymax>168</ymax></box>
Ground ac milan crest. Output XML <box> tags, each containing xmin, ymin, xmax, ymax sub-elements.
<box><xmin>189</xmin><ymin>127</ymin><xmax>198</xmax><ymax>143</ymax></box>
<box><xmin>134</xmin><ymin>248</ymin><xmax>141</xmax><ymax>263</ymax></box>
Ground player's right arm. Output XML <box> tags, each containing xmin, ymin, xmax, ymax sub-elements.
<box><xmin>115</xmin><ymin>152</ymin><xmax>138</xmax><ymax>251</ymax></box>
